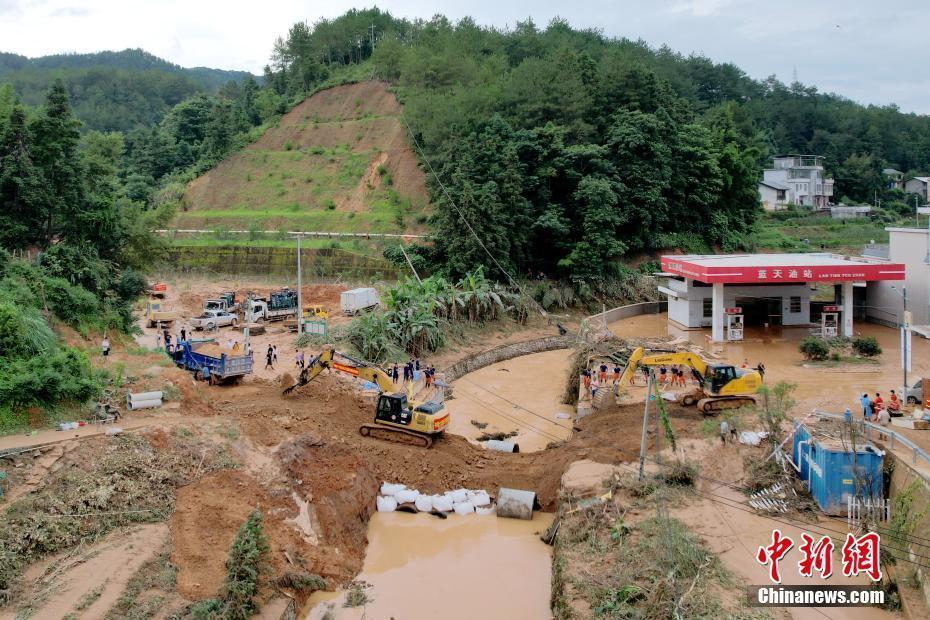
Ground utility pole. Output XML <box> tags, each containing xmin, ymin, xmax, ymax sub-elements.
<box><xmin>295</xmin><ymin>235</ymin><xmax>303</xmax><ymax>333</ymax></box>
<box><xmin>399</xmin><ymin>244</ymin><xmax>422</xmax><ymax>283</ymax></box>
<box><xmin>369</xmin><ymin>22</ymin><xmax>376</xmax><ymax>51</ymax></box>
<box><xmin>902</xmin><ymin>286</ymin><xmax>909</xmax><ymax>393</ymax></box>
<box><xmin>639</xmin><ymin>370</ymin><xmax>653</xmax><ymax>481</ymax></box>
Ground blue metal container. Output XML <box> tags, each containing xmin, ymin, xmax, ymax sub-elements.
<box><xmin>790</xmin><ymin>423</ymin><xmax>884</xmax><ymax>515</ymax></box>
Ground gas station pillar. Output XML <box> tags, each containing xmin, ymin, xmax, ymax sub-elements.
<box><xmin>842</xmin><ymin>281</ymin><xmax>854</xmax><ymax>337</ymax></box>
<box><xmin>712</xmin><ymin>282</ymin><xmax>725</xmax><ymax>342</ymax></box>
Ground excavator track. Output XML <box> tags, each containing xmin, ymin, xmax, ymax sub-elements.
<box><xmin>697</xmin><ymin>396</ymin><xmax>757</xmax><ymax>415</ymax></box>
<box><xmin>359</xmin><ymin>424</ymin><xmax>433</xmax><ymax>448</ymax></box>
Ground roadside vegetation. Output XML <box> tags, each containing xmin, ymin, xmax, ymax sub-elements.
<box><xmin>345</xmin><ymin>267</ymin><xmax>522</xmax><ymax>361</ymax></box>
<box><xmin>799</xmin><ymin>335</ymin><xmax>882</xmax><ymax>363</ymax></box>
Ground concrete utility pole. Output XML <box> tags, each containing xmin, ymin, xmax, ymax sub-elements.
<box><xmin>295</xmin><ymin>235</ymin><xmax>303</xmax><ymax>333</ymax></box>
<box><xmin>639</xmin><ymin>370</ymin><xmax>653</xmax><ymax>481</ymax></box>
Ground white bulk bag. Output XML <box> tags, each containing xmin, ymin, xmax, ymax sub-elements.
<box><xmin>446</xmin><ymin>488</ymin><xmax>467</xmax><ymax>503</ymax></box>
<box><xmin>380</xmin><ymin>482</ymin><xmax>405</xmax><ymax>496</ymax></box>
<box><xmin>414</xmin><ymin>495</ymin><xmax>434</xmax><ymax>512</ymax></box>
<box><xmin>376</xmin><ymin>496</ymin><xmax>397</xmax><ymax>512</ymax></box>
<box><xmin>476</xmin><ymin>505</ymin><xmax>495</xmax><ymax>516</ymax></box>
<box><xmin>395</xmin><ymin>488</ymin><xmax>420</xmax><ymax>504</ymax></box>
<box><xmin>453</xmin><ymin>501</ymin><xmax>475</xmax><ymax>515</ymax></box>
<box><xmin>432</xmin><ymin>495</ymin><xmax>454</xmax><ymax>512</ymax></box>
<box><xmin>466</xmin><ymin>490</ymin><xmax>491</xmax><ymax>507</ymax></box>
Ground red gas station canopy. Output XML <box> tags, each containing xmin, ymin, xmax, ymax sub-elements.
<box><xmin>661</xmin><ymin>254</ymin><xmax>905</xmax><ymax>284</ymax></box>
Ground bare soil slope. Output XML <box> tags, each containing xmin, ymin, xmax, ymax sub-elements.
<box><xmin>179</xmin><ymin>81</ymin><xmax>430</xmax><ymax>234</ymax></box>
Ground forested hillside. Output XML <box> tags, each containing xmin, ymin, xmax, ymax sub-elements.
<box><xmin>0</xmin><ymin>49</ymin><xmax>255</xmax><ymax>131</ymax></box>
<box><xmin>262</xmin><ymin>9</ymin><xmax>930</xmax><ymax>286</ymax></box>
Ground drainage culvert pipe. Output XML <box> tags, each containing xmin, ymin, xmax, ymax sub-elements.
<box><xmin>485</xmin><ymin>440</ymin><xmax>520</xmax><ymax>453</ymax></box>
<box><xmin>497</xmin><ymin>488</ymin><xmax>537</xmax><ymax>520</ymax></box>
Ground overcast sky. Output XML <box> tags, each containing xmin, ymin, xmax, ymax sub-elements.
<box><xmin>1</xmin><ymin>0</ymin><xmax>927</xmax><ymax>114</ymax></box>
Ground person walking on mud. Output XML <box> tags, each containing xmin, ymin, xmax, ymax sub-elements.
<box><xmin>392</xmin><ymin>363</ymin><xmax>399</xmax><ymax>384</ymax></box>
<box><xmin>719</xmin><ymin>419</ymin><xmax>729</xmax><ymax>445</ymax></box>
<box><xmin>265</xmin><ymin>345</ymin><xmax>274</xmax><ymax>370</ymax></box>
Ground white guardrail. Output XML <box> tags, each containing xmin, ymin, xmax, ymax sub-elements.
<box><xmin>813</xmin><ymin>410</ymin><xmax>930</xmax><ymax>480</ymax></box>
<box><xmin>155</xmin><ymin>229</ymin><xmax>429</xmax><ymax>239</ymax></box>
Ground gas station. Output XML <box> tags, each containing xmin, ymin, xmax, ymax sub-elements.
<box><xmin>658</xmin><ymin>254</ymin><xmax>906</xmax><ymax>342</ymax></box>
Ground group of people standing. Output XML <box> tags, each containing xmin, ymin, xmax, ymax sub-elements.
<box><xmin>855</xmin><ymin>390</ymin><xmax>901</xmax><ymax>425</ymax></box>
<box><xmin>390</xmin><ymin>358</ymin><xmax>437</xmax><ymax>388</ymax></box>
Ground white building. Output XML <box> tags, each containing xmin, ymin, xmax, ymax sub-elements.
<box><xmin>866</xmin><ymin>227</ymin><xmax>930</xmax><ymax>329</ymax></box>
<box><xmin>904</xmin><ymin>177</ymin><xmax>929</xmax><ymax>202</ymax></box>
<box><xmin>760</xmin><ymin>154</ymin><xmax>834</xmax><ymax>210</ymax></box>
<box><xmin>660</xmin><ymin>253</ymin><xmax>905</xmax><ymax>341</ymax></box>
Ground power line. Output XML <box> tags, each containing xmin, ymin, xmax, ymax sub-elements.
<box><xmin>453</xmin><ymin>387</ymin><xmax>566</xmax><ymax>443</ymax></box>
<box><xmin>620</xmin><ymin>447</ymin><xmax>930</xmax><ymax>556</ymax></box>
<box><xmin>397</xmin><ymin>110</ymin><xmax>548</xmax><ymax>319</ymax></box>
<box><xmin>608</xmin><ymin>458</ymin><xmax>930</xmax><ymax>570</ymax></box>
<box><xmin>457</xmin><ymin>375</ymin><xmax>570</xmax><ymax>430</ymax></box>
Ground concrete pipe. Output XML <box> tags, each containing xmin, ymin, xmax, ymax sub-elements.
<box><xmin>127</xmin><ymin>398</ymin><xmax>163</xmax><ymax>411</ymax></box>
<box><xmin>127</xmin><ymin>391</ymin><xmax>164</xmax><ymax>404</ymax></box>
<box><xmin>485</xmin><ymin>440</ymin><xmax>520</xmax><ymax>453</ymax></box>
<box><xmin>496</xmin><ymin>488</ymin><xmax>537</xmax><ymax>520</ymax></box>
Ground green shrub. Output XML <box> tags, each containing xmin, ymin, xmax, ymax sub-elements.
<box><xmin>44</xmin><ymin>277</ymin><xmax>100</xmax><ymax>325</ymax></box>
<box><xmin>0</xmin><ymin>302</ymin><xmax>56</xmax><ymax>359</ymax></box>
<box><xmin>218</xmin><ymin>510</ymin><xmax>270</xmax><ymax>619</ymax></box>
<box><xmin>325</xmin><ymin>199</ymin><xmax>336</xmax><ymax>210</ymax></box>
<box><xmin>799</xmin><ymin>336</ymin><xmax>829</xmax><ymax>361</ymax></box>
<box><xmin>852</xmin><ymin>336</ymin><xmax>882</xmax><ymax>357</ymax></box>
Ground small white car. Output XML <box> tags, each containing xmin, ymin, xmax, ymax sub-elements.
<box><xmin>190</xmin><ymin>310</ymin><xmax>239</xmax><ymax>331</ymax></box>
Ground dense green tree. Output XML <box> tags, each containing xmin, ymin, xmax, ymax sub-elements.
<box><xmin>0</xmin><ymin>105</ymin><xmax>45</xmax><ymax>248</ymax></box>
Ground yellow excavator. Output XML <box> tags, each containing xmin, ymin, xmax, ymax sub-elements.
<box><xmin>616</xmin><ymin>347</ymin><xmax>763</xmax><ymax>414</ymax></box>
<box><xmin>283</xmin><ymin>347</ymin><xmax>449</xmax><ymax>447</ymax></box>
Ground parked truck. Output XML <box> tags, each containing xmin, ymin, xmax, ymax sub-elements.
<box><xmin>285</xmin><ymin>304</ymin><xmax>329</xmax><ymax>332</ymax></box>
<box><xmin>341</xmin><ymin>287</ymin><xmax>379</xmax><ymax>315</ymax></box>
<box><xmin>190</xmin><ymin>309</ymin><xmax>239</xmax><ymax>330</ymax></box>
<box><xmin>145</xmin><ymin>299</ymin><xmax>179</xmax><ymax>328</ymax></box>
<box><xmin>171</xmin><ymin>340</ymin><xmax>252</xmax><ymax>384</ymax></box>
<box><xmin>246</xmin><ymin>288</ymin><xmax>298</xmax><ymax>323</ymax></box>
<box><xmin>203</xmin><ymin>291</ymin><xmax>238</xmax><ymax>313</ymax></box>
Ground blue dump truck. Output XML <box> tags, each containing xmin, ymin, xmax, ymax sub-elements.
<box><xmin>172</xmin><ymin>340</ymin><xmax>253</xmax><ymax>384</ymax></box>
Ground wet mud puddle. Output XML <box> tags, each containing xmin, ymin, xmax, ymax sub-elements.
<box><xmin>448</xmin><ymin>348</ymin><xmax>575</xmax><ymax>452</ymax></box>
<box><xmin>305</xmin><ymin>512</ymin><xmax>554</xmax><ymax>620</ymax></box>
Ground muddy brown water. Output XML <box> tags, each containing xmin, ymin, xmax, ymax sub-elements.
<box><xmin>609</xmin><ymin>313</ymin><xmax>930</xmax><ymax>415</ymax></box>
<box><xmin>304</xmin><ymin>512</ymin><xmax>554</xmax><ymax>620</ymax></box>
<box><xmin>448</xmin><ymin>348</ymin><xmax>575</xmax><ymax>452</ymax></box>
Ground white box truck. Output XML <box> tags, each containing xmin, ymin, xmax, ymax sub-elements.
<box><xmin>341</xmin><ymin>288</ymin><xmax>379</xmax><ymax>315</ymax></box>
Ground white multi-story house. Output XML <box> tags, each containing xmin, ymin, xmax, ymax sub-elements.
<box><xmin>759</xmin><ymin>154</ymin><xmax>834</xmax><ymax>210</ymax></box>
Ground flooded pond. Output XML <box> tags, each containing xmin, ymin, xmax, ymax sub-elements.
<box><xmin>305</xmin><ymin>512</ymin><xmax>554</xmax><ymax>619</ymax></box>
<box><xmin>448</xmin><ymin>348</ymin><xmax>575</xmax><ymax>452</ymax></box>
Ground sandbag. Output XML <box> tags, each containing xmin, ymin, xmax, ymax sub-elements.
<box><xmin>376</xmin><ymin>496</ymin><xmax>397</xmax><ymax>512</ymax></box>
<box><xmin>476</xmin><ymin>506</ymin><xmax>495</xmax><ymax>516</ymax></box>
<box><xmin>446</xmin><ymin>488</ymin><xmax>467</xmax><ymax>503</ymax></box>
<box><xmin>467</xmin><ymin>490</ymin><xmax>491</xmax><ymax>507</ymax></box>
<box><xmin>414</xmin><ymin>495</ymin><xmax>434</xmax><ymax>512</ymax></box>
<box><xmin>453</xmin><ymin>501</ymin><xmax>475</xmax><ymax>515</ymax></box>
<box><xmin>432</xmin><ymin>494</ymin><xmax>454</xmax><ymax>512</ymax></box>
<box><xmin>395</xmin><ymin>488</ymin><xmax>420</xmax><ymax>504</ymax></box>
<box><xmin>380</xmin><ymin>482</ymin><xmax>406</xmax><ymax>496</ymax></box>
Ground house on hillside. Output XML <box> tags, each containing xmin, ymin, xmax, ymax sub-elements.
<box><xmin>758</xmin><ymin>180</ymin><xmax>789</xmax><ymax>210</ymax></box>
<box><xmin>883</xmin><ymin>168</ymin><xmax>905</xmax><ymax>190</ymax></box>
<box><xmin>759</xmin><ymin>154</ymin><xmax>834</xmax><ymax>209</ymax></box>
<box><xmin>904</xmin><ymin>176</ymin><xmax>929</xmax><ymax>201</ymax></box>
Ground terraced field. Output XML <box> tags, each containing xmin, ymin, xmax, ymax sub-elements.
<box><xmin>176</xmin><ymin>81</ymin><xmax>431</xmax><ymax>237</ymax></box>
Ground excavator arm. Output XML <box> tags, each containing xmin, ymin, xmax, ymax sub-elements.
<box><xmin>284</xmin><ymin>347</ymin><xmax>395</xmax><ymax>395</ymax></box>
<box><xmin>614</xmin><ymin>347</ymin><xmax>712</xmax><ymax>399</ymax></box>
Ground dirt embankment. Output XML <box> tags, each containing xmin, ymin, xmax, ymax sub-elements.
<box><xmin>164</xmin><ymin>362</ymin><xmax>708</xmax><ymax>602</ymax></box>
<box><xmin>182</xmin><ymin>80</ymin><xmax>430</xmax><ymax>231</ymax></box>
